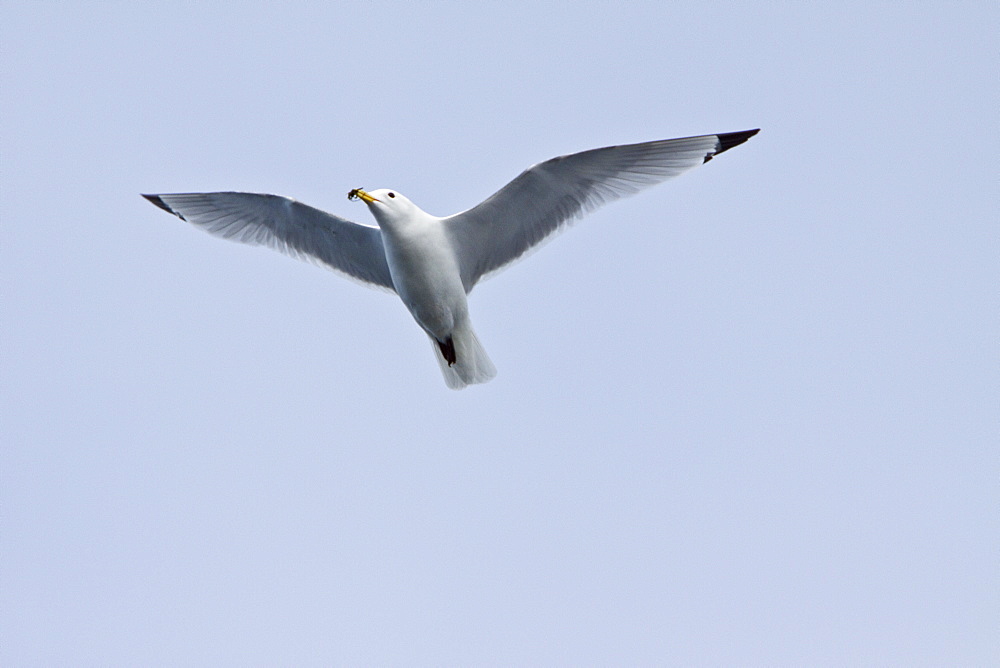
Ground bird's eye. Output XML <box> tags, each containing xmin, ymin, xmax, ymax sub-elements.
<box><xmin>388</xmin><ymin>192</ymin><xmax>395</xmax><ymax>198</ymax></box>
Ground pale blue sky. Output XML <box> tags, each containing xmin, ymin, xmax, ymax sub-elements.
<box><xmin>2</xmin><ymin>1</ymin><xmax>997</xmax><ymax>664</ymax></box>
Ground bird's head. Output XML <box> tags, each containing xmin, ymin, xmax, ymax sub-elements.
<box><xmin>348</xmin><ymin>188</ymin><xmax>422</xmax><ymax>229</ymax></box>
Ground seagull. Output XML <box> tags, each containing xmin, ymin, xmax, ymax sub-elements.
<box><xmin>143</xmin><ymin>129</ymin><xmax>759</xmax><ymax>389</ymax></box>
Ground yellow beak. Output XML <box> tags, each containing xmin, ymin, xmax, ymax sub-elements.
<box><xmin>348</xmin><ymin>188</ymin><xmax>379</xmax><ymax>204</ymax></box>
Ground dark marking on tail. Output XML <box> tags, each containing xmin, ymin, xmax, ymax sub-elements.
<box><xmin>704</xmin><ymin>128</ymin><xmax>760</xmax><ymax>163</ymax></box>
<box><xmin>437</xmin><ymin>336</ymin><xmax>457</xmax><ymax>366</ymax></box>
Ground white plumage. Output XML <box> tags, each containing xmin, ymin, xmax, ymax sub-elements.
<box><xmin>144</xmin><ymin>129</ymin><xmax>759</xmax><ymax>389</ymax></box>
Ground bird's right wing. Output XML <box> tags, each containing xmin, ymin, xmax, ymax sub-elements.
<box><xmin>444</xmin><ymin>130</ymin><xmax>759</xmax><ymax>291</ymax></box>
<box><xmin>143</xmin><ymin>192</ymin><xmax>395</xmax><ymax>291</ymax></box>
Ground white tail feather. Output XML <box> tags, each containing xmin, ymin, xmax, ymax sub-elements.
<box><xmin>429</xmin><ymin>326</ymin><xmax>497</xmax><ymax>390</ymax></box>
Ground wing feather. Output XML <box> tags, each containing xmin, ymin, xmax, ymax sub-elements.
<box><xmin>143</xmin><ymin>192</ymin><xmax>394</xmax><ymax>291</ymax></box>
<box><xmin>444</xmin><ymin>130</ymin><xmax>759</xmax><ymax>291</ymax></box>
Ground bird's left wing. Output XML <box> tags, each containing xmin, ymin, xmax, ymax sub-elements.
<box><xmin>444</xmin><ymin>130</ymin><xmax>759</xmax><ymax>291</ymax></box>
<box><xmin>143</xmin><ymin>192</ymin><xmax>395</xmax><ymax>291</ymax></box>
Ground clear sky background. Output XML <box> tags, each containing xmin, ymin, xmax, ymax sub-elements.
<box><xmin>2</xmin><ymin>2</ymin><xmax>996</xmax><ymax>664</ymax></box>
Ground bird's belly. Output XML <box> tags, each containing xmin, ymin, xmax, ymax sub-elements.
<box><xmin>385</xmin><ymin>235</ymin><xmax>467</xmax><ymax>338</ymax></box>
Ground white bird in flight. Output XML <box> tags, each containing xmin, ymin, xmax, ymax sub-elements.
<box><xmin>144</xmin><ymin>129</ymin><xmax>759</xmax><ymax>389</ymax></box>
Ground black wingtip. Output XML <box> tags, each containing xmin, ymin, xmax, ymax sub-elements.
<box><xmin>141</xmin><ymin>193</ymin><xmax>186</xmax><ymax>220</ymax></box>
<box><xmin>142</xmin><ymin>193</ymin><xmax>170</xmax><ymax>211</ymax></box>
<box><xmin>704</xmin><ymin>128</ymin><xmax>760</xmax><ymax>163</ymax></box>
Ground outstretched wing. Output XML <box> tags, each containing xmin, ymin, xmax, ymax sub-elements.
<box><xmin>143</xmin><ymin>192</ymin><xmax>394</xmax><ymax>291</ymax></box>
<box><xmin>444</xmin><ymin>129</ymin><xmax>759</xmax><ymax>291</ymax></box>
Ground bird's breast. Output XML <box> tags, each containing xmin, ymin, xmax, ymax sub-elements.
<box><xmin>382</xmin><ymin>224</ymin><xmax>468</xmax><ymax>336</ymax></box>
